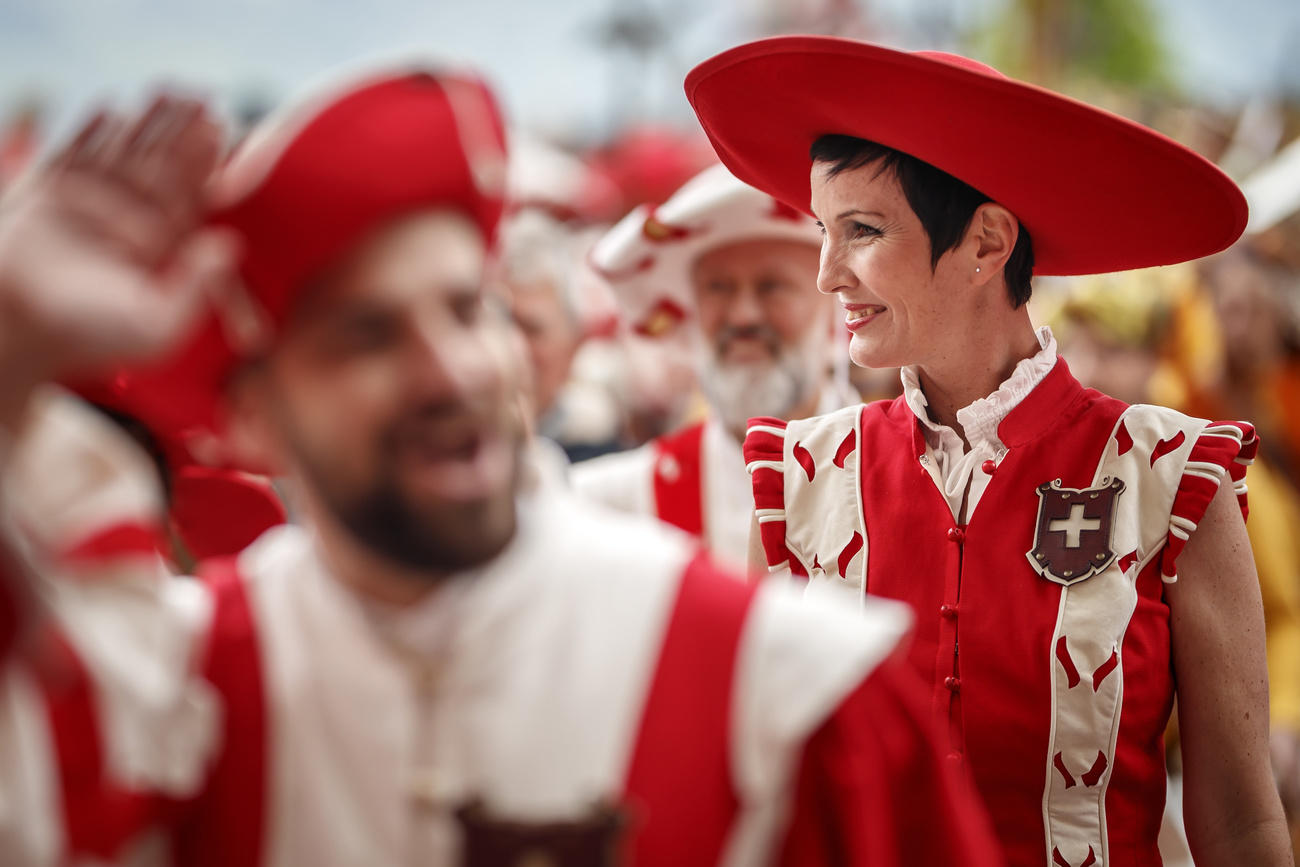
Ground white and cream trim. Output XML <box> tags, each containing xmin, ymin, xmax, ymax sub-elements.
<box><xmin>1040</xmin><ymin>404</ymin><xmax>1212</xmax><ymax>867</ymax></box>
<box><xmin>778</xmin><ymin>406</ymin><xmax>867</xmax><ymax>598</ymax></box>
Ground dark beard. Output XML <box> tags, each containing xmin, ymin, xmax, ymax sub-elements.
<box><xmin>278</xmin><ymin>398</ymin><xmax>523</xmax><ymax>579</ymax></box>
<box><xmin>331</xmin><ymin>474</ymin><xmax>518</xmax><ymax>576</ymax></box>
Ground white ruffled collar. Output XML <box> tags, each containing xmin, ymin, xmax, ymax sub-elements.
<box><xmin>901</xmin><ymin>325</ymin><xmax>1057</xmax><ymax>452</ymax></box>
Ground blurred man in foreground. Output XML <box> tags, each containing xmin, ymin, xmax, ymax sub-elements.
<box><xmin>0</xmin><ymin>73</ymin><xmax>1000</xmax><ymax>865</ymax></box>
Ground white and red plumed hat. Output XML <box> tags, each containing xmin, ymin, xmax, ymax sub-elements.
<box><xmin>588</xmin><ymin>163</ymin><xmax>822</xmax><ymax>339</ymax></box>
<box><xmin>93</xmin><ymin>67</ymin><xmax>509</xmax><ymax>454</ymax></box>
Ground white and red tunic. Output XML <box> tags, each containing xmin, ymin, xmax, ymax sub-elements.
<box><xmin>0</xmin><ymin>397</ymin><xmax>1003</xmax><ymax>866</ymax></box>
<box><xmin>572</xmin><ymin>383</ymin><xmax>856</xmax><ymax>571</ymax></box>
<box><xmin>571</xmin><ymin>419</ymin><xmax>749</xmax><ymax>568</ymax></box>
<box><xmin>744</xmin><ymin>352</ymin><xmax>1256</xmax><ymax>867</ymax></box>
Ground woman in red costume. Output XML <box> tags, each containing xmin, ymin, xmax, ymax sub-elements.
<box><xmin>686</xmin><ymin>37</ymin><xmax>1293</xmax><ymax>867</ymax></box>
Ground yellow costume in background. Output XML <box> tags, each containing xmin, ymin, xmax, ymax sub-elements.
<box><xmin>1243</xmin><ymin>458</ymin><xmax>1300</xmax><ymax>734</ymax></box>
<box><xmin>1049</xmin><ymin>265</ymin><xmax>1300</xmax><ymax>736</ymax></box>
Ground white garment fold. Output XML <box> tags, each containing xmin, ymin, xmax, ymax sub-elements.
<box><xmin>899</xmin><ymin>325</ymin><xmax>1057</xmax><ymax>521</ymax></box>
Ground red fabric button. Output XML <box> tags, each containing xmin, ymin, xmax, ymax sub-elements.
<box><xmin>944</xmin><ymin>676</ymin><xmax>961</xmax><ymax>692</ymax></box>
<box><xmin>947</xmin><ymin>527</ymin><xmax>965</xmax><ymax>543</ymax></box>
<box><xmin>940</xmin><ymin>604</ymin><xmax>958</xmax><ymax>620</ymax></box>
<box><xmin>981</xmin><ymin>458</ymin><xmax>997</xmax><ymax>475</ymax></box>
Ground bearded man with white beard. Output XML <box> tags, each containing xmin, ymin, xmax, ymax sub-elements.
<box><xmin>572</xmin><ymin>165</ymin><xmax>852</xmax><ymax>569</ymax></box>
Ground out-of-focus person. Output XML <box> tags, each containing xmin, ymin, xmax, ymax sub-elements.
<box><xmin>1193</xmin><ymin>246</ymin><xmax>1300</xmax><ymax>826</ymax></box>
<box><xmin>1197</xmin><ymin>246</ymin><xmax>1300</xmax><ymax>483</ymax></box>
<box><xmin>493</xmin><ymin>209</ymin><xmax>588</xmax><ymax>483</ymax></box>
<box><xmin>572</xmin><ymin>165</ymin><xmax>852</xmax><ymax>569</ymax></box>
<box><xmin>1238</xmin><ymin>126</ymin><xmax>1300</xmax><ymax>854</ymax></box>
<box><xmin>500</xmin><ymin>136</ymin><xmax>633</xmax><ymax>463</ymax></box>
<box><xmin>0</xmin><ymin>71</ymin><xmax>1004</xmax><ymax>866</ymax></box>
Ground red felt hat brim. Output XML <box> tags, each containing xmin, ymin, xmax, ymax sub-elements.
<box><xmin>685</xmin><ymin>36</ymin><xmax>1247</xmax><ymax>276</ymax></box>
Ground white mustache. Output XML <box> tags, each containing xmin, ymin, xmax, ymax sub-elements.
<box><xmin>714</xmin><ymin>326</ymin><xmax>781</xmax><ymax>357</ymax></box>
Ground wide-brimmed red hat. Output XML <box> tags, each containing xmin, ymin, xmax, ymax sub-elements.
<box><xmin>87</xmin><ymin>67</ymin><xmax>508</xmax><ymax>457</ymax></box>
<box><xmin>685</xmin><ymin>36</ymin><xmax>1247</xmax><ymax>276</ymax></box>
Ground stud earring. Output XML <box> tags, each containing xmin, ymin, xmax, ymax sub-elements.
<box><xmin>975</xmin><ymin>266</ymin><xmax>982</xmax><ymax>273</ymax></box>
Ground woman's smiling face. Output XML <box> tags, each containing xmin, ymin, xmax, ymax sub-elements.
<box><xmin>810</xmin><ymin>159</ymin><xmax>972</xmax><ymax>371</ymax></box>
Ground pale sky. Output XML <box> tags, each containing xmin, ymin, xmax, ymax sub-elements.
<box><xmin>0</xmin><ymin>0</ymin><xmax>1296</xmax><ymax>143</ymax></box>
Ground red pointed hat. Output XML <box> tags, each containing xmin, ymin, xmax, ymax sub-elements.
<box><xmin>212</xmin><ymin>69</ymin><xmax>508</xmax><ymax>330</ymax></box>
<box><xmin>684</xmin><ymin>36</ymin><xmax>1247</xmax><ymax>276</ymax></box>
<box><xmin>87</xmin><ymin>68</ymin><xmax>508</xmax><ymax>454</ymax></box>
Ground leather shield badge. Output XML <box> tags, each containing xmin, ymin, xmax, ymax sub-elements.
<box><xmin>1026</xmin><ymin>477</ymin><xmax>1126</xmax><ymax>586</ymax></box>
<box><xmin>456</xmin><ymin>800</ymin><xmax>626</xmax><ymax>867</ymax></box>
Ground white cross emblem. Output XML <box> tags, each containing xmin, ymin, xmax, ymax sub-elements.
<box><xmin>1048</xmin><ymin>503</ymin><xmax>1102</xmax><ymax>548</ymax></box>
<box><xmin>1027</xmin><ymin>476</ymin><xmax>1126</xmax><ymax>586</ymax></box>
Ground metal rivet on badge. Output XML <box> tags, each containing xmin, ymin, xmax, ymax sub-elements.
<box><xmin>1060</xmin><ymin>493</ymin><xmax>1069</xmax><ymax>500</ymax></box>
<box><xmin>1063</xmin><ymin>570</ymin><xmax>1073</xmax><ymax>577</ymax></box>
<box><xmin>1036</xmin><ymin>553</ymin><xmax>1045</xmax><ymax>560</ymax></box>
<box><xmin>1090</xmin><ymin>493</ymin><xmax>1099</xmax><ymax>499</ymax></box>
<box><xmin>1095</xmin><ymin>553</ymin><xmax>1106</xmax><ymax>560</ymax></box>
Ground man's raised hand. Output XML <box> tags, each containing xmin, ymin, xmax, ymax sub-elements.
<box><xmin>0</xmin><ymin>94</ymin><xmax>238</xmax><ymax>397</ymax></box>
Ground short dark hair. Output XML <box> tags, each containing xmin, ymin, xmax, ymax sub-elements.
<box><xmin>809</xmin><ymin>134</ymin><xmax>1034</xmax><ymax>307</ymax></box>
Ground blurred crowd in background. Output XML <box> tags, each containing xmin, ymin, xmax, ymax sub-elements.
<box><xmin>3</xmin><ymin>0</ymin><xmax>1300</xmax><ymax>852</ymax></box>
<box><xmin>10</xmin><ymin>0</ymin><xmax>1295</xmax><ymax>471</ymax></box>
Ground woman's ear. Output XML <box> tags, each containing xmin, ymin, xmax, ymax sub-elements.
<box><xmin>971</xmin><ymin>202</ymin><xmax>1019</xmax><ymax>282</ymax></box>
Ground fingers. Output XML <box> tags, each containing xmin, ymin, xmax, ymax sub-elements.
<box><xmin>58</xmin><ymin>171</ymin><xmax>177</xmax><ymax>266</ymax></box>
<box><xmin>147</xmin><ymin>227</ymin><xmax>244</xmax><ymax>354</ymax></box>
<box><xmin>49</xmin><ymin>110</ymin><xmax>110</xmax><ymax>170</ymax></box>
<box><xmin>123</xmin><ymin>94</ymin><xmax>179</xmax><ymax>154</ymax></box>
<box><xmin>121</xmin><ymin>94</ymin><xmax>223</xmax><ymax>223</ymax></box>
<box><xmin>0</xmin><ymin>94</ymin><xmax>236</xmax><ymax>378</ymax></box>
<box><xmin>51</xmin><ymin>95</ymin><xmax>224</xmax><ymax>265</ymax></box>
<box><xmin>43</xmin><ymin>228</ymin><xmax>240</xmax><ymax>371</ymax></box>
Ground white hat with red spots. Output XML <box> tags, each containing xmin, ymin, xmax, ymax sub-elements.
<box><xmin>588</xmin><ymin>163</ymin><xmax>821</xmax><ymax>339</ymax></box>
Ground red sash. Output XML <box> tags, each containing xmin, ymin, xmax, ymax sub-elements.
<box><xmin>623</xmin><ymin>552</ymin><xmax>757</xmax><ymax>864</ymax></box>
<box><xmin>651</xmin><ymin>422</ymin><xmax>707</xmax><ymax>537</ymax></box>
<box><xmin>37</xmin><ymin>629</ymin><xmax>157</xmax><ymax>860</ymax></box>
<box><xmin>170</xmin><ymin>549</ymin><xmax>755</xmax><ymax>866</ymax></box>
<box><xmin>170</xmin><ymin>556</ymin><xmax>268</xmax><ymax>867</ymax></box>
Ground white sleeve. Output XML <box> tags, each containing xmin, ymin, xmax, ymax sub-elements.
<box><xmin>569</xmin><ymin>445</ymin><xmax>657</xmax><ymax>517</ymax></box>
<box><xmin>0</xmin><ymin>668</ymin><xmax>62</xmax><ymax>866</ymax></box>
<box><xmin>0</xmin><ymin>388</ymin><xmax>221</xmax><ymax>865</ymax></box>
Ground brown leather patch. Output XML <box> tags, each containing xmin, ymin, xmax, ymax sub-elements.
<box><xmin>456</xmin><ymin>800</ymin><xmax>628</xmax><ymax>867</ymax></box>
<box><xmin>1026</xmin><ymin>477</ymin><xmax>1125</xmax><ymax>586</ymax></box>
